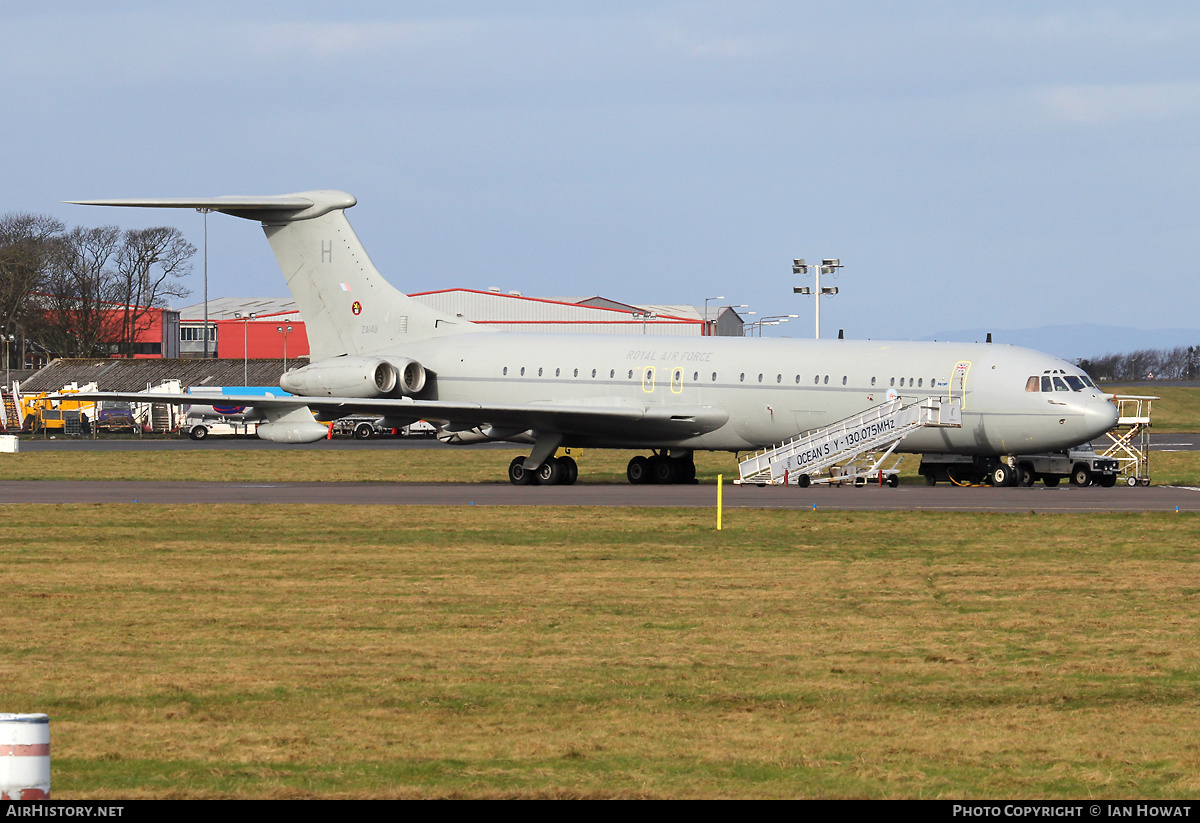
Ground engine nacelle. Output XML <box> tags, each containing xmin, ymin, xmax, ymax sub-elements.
<box><xmin>391</xmin><ymin>358</ymin><xmax>427</xmax><ymax>396</ymax></box>
<box><xmin>280</xmin><ymin>356</ymin><xmax>399</xmax><ymax>398</ymax></box>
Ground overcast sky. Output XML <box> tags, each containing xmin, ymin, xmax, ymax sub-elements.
<box><xmin>4</xmin><ymin>2</ymin><xmax>1198</xmax><ymax>340</ymax></box>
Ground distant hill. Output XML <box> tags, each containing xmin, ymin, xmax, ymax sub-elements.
<box><xmin>918</xmin><ymin>325</ymin><xmax>1200</xmax><ymax>362</ymax></box>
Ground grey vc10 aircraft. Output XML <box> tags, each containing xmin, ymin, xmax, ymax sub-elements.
<box><xmin>69</xmin><ymin>190</ymin><xmax>1119</xmax><ymax>485</ymax></box>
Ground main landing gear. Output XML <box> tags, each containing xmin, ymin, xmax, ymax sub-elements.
<box><xmin>626</xmin><ymin>451</ymin><xmax>697</xmax><ymax>485</ymax></box>
<box><xmin>508</xmin><ymin>455</ymin><xmax>578</xmax><ymax>486</ymax></box>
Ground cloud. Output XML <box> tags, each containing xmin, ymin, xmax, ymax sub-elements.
<box><xmin>1034</xmin><ymin>82</ymin><xmax>1200</xmax><ymax>126</ymax></box>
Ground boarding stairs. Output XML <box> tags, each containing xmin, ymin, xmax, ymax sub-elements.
<box><xmin>1</xmin><ymin>387</ymin><xmax>23</xmax><ymax>433</ymax></box>
<box><xmin>1098</xmin><ymin>395</ymin><xmax>1156</xmax><ymax>486</ymax></box>
<box><xmin>737</xmin><ymin>397</ymin><xmax>962</xmax><ymax>486</ymax></box>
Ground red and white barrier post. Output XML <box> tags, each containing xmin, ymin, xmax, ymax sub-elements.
<box><xmin>0</xmin><ymin>713</ymin><xmax>50</xmax><ymax>800</ymax></box>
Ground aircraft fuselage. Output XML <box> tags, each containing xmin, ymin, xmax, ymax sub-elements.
<box><xmin>394</xmin><ymin>332</ymin><xmax>1116</xmax><ymax>455</ymax></box>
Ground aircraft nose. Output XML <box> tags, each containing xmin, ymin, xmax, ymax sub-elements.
<box><xmin>1084</xmin><ymin>396</ymin><xmax>1119</xmax><ymax>438</ymax></box>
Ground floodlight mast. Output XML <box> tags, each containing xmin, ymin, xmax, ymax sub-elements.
<box><xmin>792</xmin><ymin>258</ymin><xmax>842</xmax><ymax>339</ymax></box>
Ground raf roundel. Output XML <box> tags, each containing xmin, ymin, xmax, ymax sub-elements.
<box><xmin>351</xmin><ymin>301</ymin><xmax>362</xmax><ymax>316</ymax></box>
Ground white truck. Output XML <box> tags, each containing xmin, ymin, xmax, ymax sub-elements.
<box><xmin>333</xmin><ymin>416</ymin><xmax>437</xmax><ymax>439</ymax></box>
<box><xmin>1011</xmin><ymin>443</ymin><xmax>1121</xmax><ymax>488</ymax></box>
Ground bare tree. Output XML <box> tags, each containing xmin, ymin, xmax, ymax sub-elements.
<box><xmin>1081</xmin><ymin>346</ymin><xmax>1200</xmax><ymax>382</ymax></box>
<box><xmin>26</xmin><ymin>226</ymin><xmax>123</xmax><ymax>357</ymax></box>
<box><xmin>0</xmin><ymin>213</ymin><xmax>64</xmax><ymax>367</ymax></box>
<box><xmin>111</xmin><ymin>227</ymin><xmax>194</xmax><ymax>357</ymax></box>
<box><xmin>1160</xmin><ymin>346</ymin><xmax>1191</xmax><ymax>380</ymax></box>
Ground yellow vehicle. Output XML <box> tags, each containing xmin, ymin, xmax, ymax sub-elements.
<box><xmin>19</xmin><ymin>389</ymin><xmax>96</xmax><ymax>435</ymax></box>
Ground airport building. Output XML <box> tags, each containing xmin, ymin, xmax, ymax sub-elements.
<box><xmin>175</xmin><ymin>291</ymin><xmax>747</xmax><ymax>359</ymax></box>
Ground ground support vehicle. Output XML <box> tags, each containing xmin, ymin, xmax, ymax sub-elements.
<box><xmin>1013</xmin><ymin>444</ymin><xmax>1121</xmax><ymax>488</ymax></box>
<box><xmin>333</xmin><ymin>416</ymin><xmax>391</xmax><ymax>440</ymax></box>
<box><xmin>184</xmin><ymin>417</ymin><xmax>260</xmax><ymax>440</ymax></box>
<box><xmin>94</xmin><ymin>402</ymin><xmax>140</xmax><ymax>433</ymax></box>
<box><xmin>920</xmin><ymin>443</ymin><xmax>1120</xmax><ymax>487</ymax></box>
<box><xmin>18</xmin><ymin>386</ymin><xmax>97</xmax><ymax>436</ymax></box>
<box><xmin>333</xmin><ymin>416</ymin><xmax>436</xmax><ymax>439</ymax></box>
<box><xmin>1098</xmin><ymin>395</ymin><xmax>1155</xmax><ymax>486</ymax></box>
<box><xmin>737</xmin><ymin>397</ymin><xmax>960</xmax><ymax>489</ymax></box>
<box><xmin>818</xmin><ymin>454</ymin><xmax>903</xmax><ymax>488</ymax></box>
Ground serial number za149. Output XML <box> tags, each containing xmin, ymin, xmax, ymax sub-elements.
<box><xmin>360</xmin><ymin>325</ymin><xmax>378</xmax><ymax>334</ymax></box>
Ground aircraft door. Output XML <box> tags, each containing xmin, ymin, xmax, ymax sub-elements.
<box><xmin>642</xmin><ymin>367</ymin><xmax>655</xmax><ymax>393</ymax></box>
<box><xmin>952</xmin><ymin>360</ymin><xmax>971</xmax><ymax>409</ymax></box>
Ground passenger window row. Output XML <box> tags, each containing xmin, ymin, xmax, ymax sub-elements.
<box><xmin>498</xmin><ymin>367</ymin><xmax>942</xmax><ymax>390</ymax></box>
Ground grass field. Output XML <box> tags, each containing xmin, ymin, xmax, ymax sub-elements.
<box><xmin>1103</xmin><ymin>385</ymin><xmax>1200</xmax><ymax>432</ymax></box>
<box><xmin>3</xmin><ymin>392</ymin><xmax>1198</xmax><ymax>798</ymax></box>
<box><xmin>2</xmin><ymin>505</ymin><xmax>1199</xmax><ymax>799</ymax></box>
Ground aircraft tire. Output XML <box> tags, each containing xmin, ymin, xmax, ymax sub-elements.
<box><xmin>681</xmin><ymin>459</ymin><xmax>696</xmax><ymax>483</ymax></box>
<box><xmin>627</xmin><ymin>456</ymin><xmax>651</xmax><ymax>485</ymax></box>
<box><xmin>508</xmin><ymin>456</ymin><xmax>534</xmax><ymax>486</ymax></box>
<box><xmin>559</xmin><ymin>456</ymin><xmax>578</xmax><ymax>485</ymax></box>
<box><xmin>537</xmin><ymin>458</ymin><xmax>564</xmax><ymax>486</ymax></box>
<box><xmin>991</xmin><ymin>464</ymin><xmax>1014</xmax><ymax>487</ymax></box>
<box><xmin>189</xmin><ymin>425</ymin><xmax>208</xmax><ymax>441</ymax></box>
<box><xmin>652</xmin><ymin>456</ymin><xmax>678</xmax><ymax>484</ymax></box>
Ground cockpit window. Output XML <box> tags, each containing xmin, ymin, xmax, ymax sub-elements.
<box><xmin>1052</xmin><ymin>376</ymin><xmax>1069</xmax><ymax>391</ymax></box>
<box><xmin>1026</xmin><ymin>376</ymin><xmax>1039</xmax><ymax>392</ymax></box>
<box><xmin>1041</xmin><ymin>376</ymin><xmax>1052</xmax><ymax>392</ymax></box>
<box><xmin>1064</xmin><ymin>376</ymin><xmax>1085</xmax><ymax>391</ymax></box>
<box><xmin>1080</xmin><ymin>375</ymin><xmax>1096</xmax><ymax>388</ymax></box>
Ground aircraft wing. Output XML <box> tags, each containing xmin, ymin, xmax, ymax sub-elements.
<box><xmin>65</xmin><ymin>392</ymin><xmax>729</xmax><ymax>441</ymax></box>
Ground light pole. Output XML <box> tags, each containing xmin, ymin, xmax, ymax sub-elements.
<box><xmin>197</xmin><ymin>208</ymin><xmax>213</xmax><ymax>358</ymax></box>
<box><xmin>756</xmin><ymin>314</ymin><xmax>799</xmax><ymax>337</ymax></box>
<box><xmin>704</xmin><ymin>300</ymin><xmax>748</xmax><ymax>337</ymax></box>
<box><xmin>739</xmin><ymin>311</ymin><xmax>759</xmax><ymax>336</ymax></box>
<box><xmin>793</xmin><ymin>258</ymin><xmax>843</xmax><ymax>339</ymax></box>
<box><xmin>703</xmin><ymin>296</ymin><xmax>724</xmax><ymax>336</ymax></box>
<box><xmin>234</xmin><ymin>311</ymin><xmax>256</xmax><ymax>385</ymax></box>
<box><xmin>276</xmin><ymin>324</ymin><xmax>292</xmax><ymax>372</ymax></box>
<box><xmin>632</xmin><ymin>310</ymin><xmax>657</xmax><ymax>335</ymax></box>
<box><xmin>3</xmin><ymin>333</ymin><xmax>14</xmax><ymax>389</ymax></box>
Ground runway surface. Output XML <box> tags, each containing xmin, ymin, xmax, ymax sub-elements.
<box><xmin>2</xmin><ymin>479</ymin><xmax>1197</xmax><ymax>512</ymax></box>
<box><xmin>5</xmin><ymin>431</ymin><xmax>1196</xmax><ymax>512</ymax></box>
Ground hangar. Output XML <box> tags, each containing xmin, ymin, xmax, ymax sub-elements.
<box><xmin>173</xmin><ymin>292</ymin><xmax>748</xmax><ymax>359</ymax></box>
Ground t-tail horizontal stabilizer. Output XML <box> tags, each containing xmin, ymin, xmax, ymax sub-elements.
<box><xmin>66</xmin><ymin>191</ymin><xmax>356</xmax><ymax>223</ymax></box>
<box><xmin>68</xmin><ymin>190</ymin><xmax>480</xmax><ymax>357</ymax></box>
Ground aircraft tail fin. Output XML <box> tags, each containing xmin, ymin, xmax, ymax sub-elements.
<box><xmin>68</xmin><ymin>190</ymin><xmax>483</xmax><ymax>361</ymax></box>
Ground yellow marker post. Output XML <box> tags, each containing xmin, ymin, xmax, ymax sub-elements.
<box><xmin>717</xmin><ymin>474</ymin><xmax>723</xmax><ymax>531</ymax></box>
